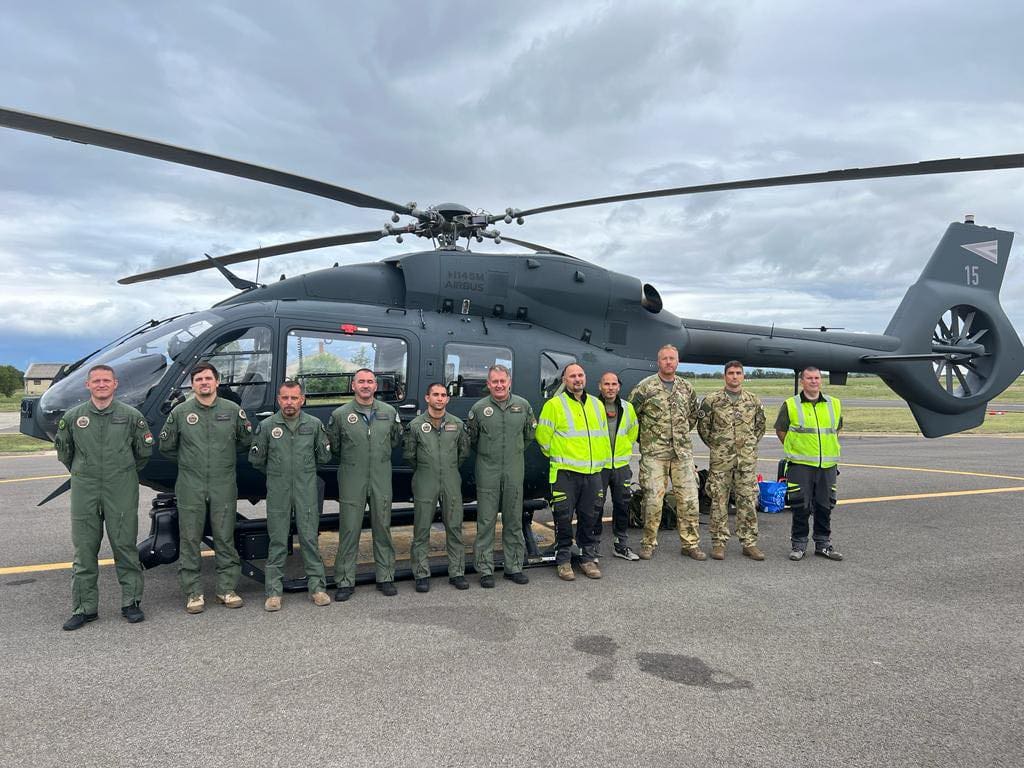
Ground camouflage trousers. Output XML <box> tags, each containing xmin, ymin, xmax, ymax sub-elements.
<box><xmin>639</xmin><ymin>454</ymin><xmax>700</xmax><ymax>549</ymax></box>
<box><xmin>706</xmin><ymin>463</ymin><xmax>759</xmax><ymax>546</ymax></box>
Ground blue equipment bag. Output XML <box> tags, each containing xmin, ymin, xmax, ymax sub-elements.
<box><xmin>758</xmin><ymin>481</ymin><xmax>787</xmax><ymax>513</ymax></box>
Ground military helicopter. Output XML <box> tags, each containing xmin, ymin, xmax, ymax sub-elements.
<box><xmin>3</xmin><ymin>107</ymin><xmax>1023</xmax><ymax>583</ymax></box>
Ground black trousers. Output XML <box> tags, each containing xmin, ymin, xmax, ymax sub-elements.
<box><xmin>592</xmin><ymin>465</ymin><xmax>632</xmax><ymax>547</ymax></box>
<box><xmin>787</xmin><ymin>463</ymin><xmax>838</xmax><ymax>550</ymax></box>
<box><xmin>551</xmin><ymin>470</ymin><xmax>602</xmax><ymax>564</ymax></box>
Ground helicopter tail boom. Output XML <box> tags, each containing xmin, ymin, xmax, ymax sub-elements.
<box><xmin>679</xmin><ymin>220</ymin><xmax>1024</xmax><ymax>437</ymax></box>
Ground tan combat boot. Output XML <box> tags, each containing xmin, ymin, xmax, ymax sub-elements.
<box><xmin>579</xmin><ymin>561</ymin><xmax>602</xmax><ymax>579</ymax></box>
<box><xmin>311</xmin><ymin>591</ymin><xmax>331</xmax><ymax>607</ymax></box>
<box><xmin>638</xmin><ymin>545</ymin><xmax>654</xmax><ymax>560</ymax></box>
<box><xmin>742</xmin><ymin>545</ymin><xmax>766</xmax><ymax>561</ymax></box>
<box><xmin>185</xmin><ymin>594</ymin><xmax>205</xmax><ymax>614</ymax></box>
<box><xmin>216</xmin><ymin>592</ymin><xmax>244</xmax><ymax>609</ymax></box>
<box><xmin>264</xmin><ymin>596</ymin><xmax>282</xmax><ymax>612</ymax></box>
<box><xmin>682</xmin><ymin>546</ymin><xmax>707</xmax><ymax>561</ymax></box>
<box><xmin>557</xmin><ymin>563</ymin><xmax>576</xmax><ymax>581</ymax></box>
<box><xmin>711</xmin><ymin>543</ymin><xmax>726</xmax><ymax>560</ymax></box>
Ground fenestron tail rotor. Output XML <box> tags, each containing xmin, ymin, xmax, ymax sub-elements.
<box><xmin>932</xmin><ymin>305</ymin><xmax>994</xmax><ymax>398</ymax></box>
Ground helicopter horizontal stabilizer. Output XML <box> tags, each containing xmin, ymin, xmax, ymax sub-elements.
<box><xmin>869</xmin><ymin>220</ymin><xmax>1024</xmax><ymax>437</ymax></box>
<box><xmin>37</xmin><ymin>479</ymin><xmax>71</xmax><ymax>507</ymax></box>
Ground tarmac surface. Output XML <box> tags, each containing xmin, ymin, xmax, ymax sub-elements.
<box><xmin>1</xmin><ymin>434</ymin><xmax>1022</xmax><ymax>767</ymax></box>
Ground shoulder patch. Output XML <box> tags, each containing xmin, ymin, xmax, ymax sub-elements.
<box><xmin>239</xmin><ymin>409</ymin><xmax>247</xmax><ymax>419</ymax></box>
<box><xmin>57</xmin><ymin>418</ymin><xmax>67</xmax><ymax>430</ymax></box>
<box><xmin>468</xmin><ymin>410</ymin><xmax>475</xmax><ymax>420</ymax></box>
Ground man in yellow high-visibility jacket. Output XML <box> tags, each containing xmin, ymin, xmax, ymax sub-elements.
<box><xmin>775</xmin><ymin>366</ymin><xmax>844</xmax><ymax>562</ymax></box>
<box><xmin>536</xmin><ymin>364</ymin><xmax>612</xmax><ymax>581</ymax></box>
<box><xmin>592</xmin><ymin>372</ymin><xmax>640</xmax><ymax>561</ymax></box>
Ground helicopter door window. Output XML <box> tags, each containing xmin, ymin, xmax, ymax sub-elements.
<box><xmin>164</xmin><ymin>325</ymin><xmax>274</xmax><ymax>412</ymax></box>
<box><xmin>444</xmin><ymin>343</ymin><xmax>513</xmax><ymax>398</ymax></box>
<box><xmin>540</xmin><ymin>351</ymin><xmax>577</xmax><ymax>399</ymax></box>
<box><xmin>286</xmin><ymin>329</ymin><xmax>408</xmax><ymax>406</ymax></box>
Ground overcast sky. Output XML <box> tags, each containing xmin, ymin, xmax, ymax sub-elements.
<box><xmin>1</xmin><ymin>0</ymin><xmax>1023</xmax><ymax>372</ymax></box>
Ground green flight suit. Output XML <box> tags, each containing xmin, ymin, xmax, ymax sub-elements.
<box><xmin>159</xmin><ymin>397</ymin><xmax>253</xmax><ymax>598</ymax></box>
<box><xmin>466</xmin><ymin>393</ymin><xmax>537</xmax><ymax>577</ymax></box>
<box><xmin>402</xmin><ymin>412</ymin><xmax>470</xmax><ymax>579</ymax></box>
<box><xmin>55</xmin><ymin>400</ymin><xmax>152</xmax><ymax>616</ymax></box>
<box><xmin>327</xmin><ymin>400</ymin><xmax>402</xmax><ymax>586</ymax></box>
<box><xmin>249</xmin><ymin>410</ymin><xmax>332</xmax><ymax>597</ymax></box>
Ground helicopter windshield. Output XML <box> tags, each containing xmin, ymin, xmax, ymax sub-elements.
<box><xmin>38</xmin><ymin>313</ymin><xmax>217</xmax><ymax>414</ymax></box>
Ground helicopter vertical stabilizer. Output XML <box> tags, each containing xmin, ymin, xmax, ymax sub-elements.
<box><xmin>872</xmin><ymin>221</ymin><xmax>1024</xmax><ymax>436</ymax></box>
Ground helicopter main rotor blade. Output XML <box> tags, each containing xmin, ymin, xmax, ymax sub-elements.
<box><xmin>0</xmin><ymin>107</ymin><xmax>413</xmax><ymax>215</ymax></box>
<box><xmin>118</xmin><ymin>230</ymin><xmax>389</xmax><ymax>284</ymax></box>
<box><xmin>511</xmin><ymin>154</ymin><xmax>1024</xmax><ymax>219</ymax></box>
<box><xmin>495</xmin><ymin>235</ymin><xmax>572</xmax><ymax>258</ymax></box>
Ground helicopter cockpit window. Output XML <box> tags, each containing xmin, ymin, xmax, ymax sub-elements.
<box><xmin>39</xmin><ymin>312</ymin><xmax>216</xmax><ymax>413</ymax></box>
<box><xmin>540</xmin><ymin>351</ymin><xmax>577</xmax><ymax>399</ymax></box>
<box><xmin>444</xmin><ymin>343</ymin><xmax>513</xmax><ymax>398</ymax></box>
<box><xmin>286</xmin><ymin>330</ymin><xmax>408</xmax><ymax>406</ymax></box>
<box><xmin>164</xmin><ymin>325</ymin><xmax>274</xmax><ymax>413</ymax></box>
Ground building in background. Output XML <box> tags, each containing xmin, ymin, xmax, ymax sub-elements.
<box><xmin>23</xmin><ymin>363</ymin><xmax>65</xmax><ymax>395</ymax></box>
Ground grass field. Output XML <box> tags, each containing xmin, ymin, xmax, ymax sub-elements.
<box><xmin>0</xmin><ymin>393</ymin><xmax>23</xmax><ymax>413</ymax></box>
<box><xmin>0</xmin><ymin>376</ymin><xmax>1020</xmax><ymax>454</ymax></box>
<box><xmin>0</xmin><ymin>434</ymin><xmax>52</xmax><ymax>453</ymax></box>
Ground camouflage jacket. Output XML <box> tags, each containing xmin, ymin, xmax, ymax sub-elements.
<box><xmin>696</xmin><ymin>388</ymin><xmax>766</xmax><ymax>470</ymax></box>
<box><xmin>628</xmin><ymin>374</ymin><xmax>698</xmax><ymax>460</ymax></box>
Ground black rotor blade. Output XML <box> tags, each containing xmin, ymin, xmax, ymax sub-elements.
<box><xmin>497</xmin><ymin>235</ymin><xmax>572</xmax><ymax>258</ymax></box>
<box><xmin>118</xmin><ymin>230</ymin><xmax>389</xmax><ymax>284</ymax></box>
<box><xmin>0</xmin><ymin>107</ymin><xmax>413</xmax><ymax>215</ymax></box>
<box><xmin>511</xmin><ymin>154</ymin><xmax>1024</xmax><ymax>219</ymax></box>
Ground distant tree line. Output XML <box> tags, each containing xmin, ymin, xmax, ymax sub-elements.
<box><xmin>0</xmin><ymin>365</ymin><xmax>25</xmax><ymax>397</ymax></box>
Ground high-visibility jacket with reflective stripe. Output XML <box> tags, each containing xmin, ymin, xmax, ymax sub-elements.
<box><xmin>782</xmin><ymin>394</ymin><xmax>842</xmax><ymax>468</ymax></box>
<box><xmin>536</xmin><ymin>391</ymin><xmax>612</xmax><ymax>482</ymax></box>
<box><xmin>607</xmin><ymin>398</ymin><xmax>638</xmax><ymax>469</ymax></box>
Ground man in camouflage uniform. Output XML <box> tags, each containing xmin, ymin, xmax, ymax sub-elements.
<box><xmin>403</xmin><ymin>382</ymin><xmax>471</xmax><ymax>592</ymax></box>
<box><xmin>628</xmin><ymin>344</ymin><xmax>703</xmax><ymax>560</ymax></box>
<box><xmin>55</xmin><ymin>364</ymin><xmax>152</xmax><ymax>630</ymax></box>
<box><xmin>249</xmin><ymin>380</ymin><xmax>333</xmax><ymax>611</ymax></box>
<box><xmin>467</xmin><ymin>364</ymin><xmax>536</xmax><ymax>589</ymax></box>
<box><xmin>696</xmin><ymin>360</ymin><xmax>767</xmax><ymax>561</ymax></box>
<box><xmin>327</xmin><ymin>367</ymin><xmax>403</xmax><ymax>600</ymax></box>
<box><xmin>160</xmin><ymin>362</ymin><xmax>253</xmax><ymax>614</ymax></box>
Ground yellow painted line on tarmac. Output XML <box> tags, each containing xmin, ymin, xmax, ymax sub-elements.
<box><xmin>0</xmin><ymin>473</ymin><xmax>69</xmax><ymax>485</ymax></box>
<box><xmin>839</xmin><ymin>486</ymin><xmax>1024</xmax><ymax>506</ymax></box>
<box><xmin>839</xmin><ymin>462</ymin><xmax>1024</xmax><ymax>482</ymax></box>
<box><xmin>0</xmin><ymin>549</ymin><xmax>215</xmax><ymax>576</ymax></box>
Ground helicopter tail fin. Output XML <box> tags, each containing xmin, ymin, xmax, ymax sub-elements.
<box><xmin>870</xmin><ymin>220</ymin><xmax>1024</xmax><ymax>437</ymax></box>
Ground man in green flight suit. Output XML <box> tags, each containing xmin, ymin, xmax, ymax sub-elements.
<box><xmin>403</xmin><ymin>382</ymin><xmax>471</xmax><ymax>592</ymax></box>
<box><xmin>159</xmin><ymin>362</ymin><xmax>253</xmax><ymax>614</ymax></box>
<box><xmin>327</xmin><ymin>367</ymin><xmax>403</xmax><ymax>600</ymax></box>
<box><xmin>249</xmin><ymin>380</ymin><xmax>333</xmax><ymax>611</ymax></box>
<box><xmin>467</xmin><ymin>364</ymin><xmax>537</xmax><ymax>589</ymax></box>
<box><xmin>55</xmin><ymin>364</ymin><xmax>152</xmax><ymax>630</ymax></box>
